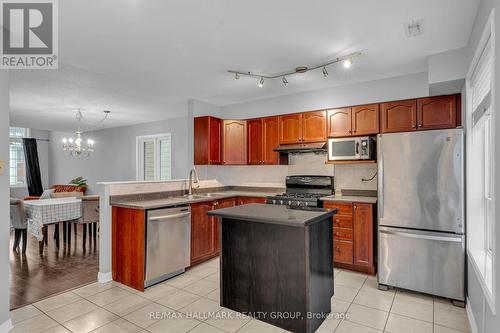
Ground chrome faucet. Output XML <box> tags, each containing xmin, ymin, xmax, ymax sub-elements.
<box><xmin>188</xmin><ymin>167</ymin><xmax>200</xmax><ymax>195</ymax></box>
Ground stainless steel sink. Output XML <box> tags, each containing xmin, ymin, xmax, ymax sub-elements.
<box><xmin>182</xmin><ymin>195</ymin><xmax>206</xmax><ymax>199</ymax></box>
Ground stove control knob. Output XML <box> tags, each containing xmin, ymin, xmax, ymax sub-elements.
<box><xmin>304</xmin><ymin>202</ymin><xmax>308</xmax><ymax>207</ymax></box>
<box><xmin>279</xmin><ymin>200</ymin><xmax>284</xmax><ymax>205</ymax></box>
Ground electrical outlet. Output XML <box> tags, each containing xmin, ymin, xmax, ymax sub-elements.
<box><xmin>0</xmin><ymin>160</ymin><xmax>4</xmax><ymax>175</ymax></box>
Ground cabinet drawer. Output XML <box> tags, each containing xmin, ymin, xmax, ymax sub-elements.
<box><xmin>332</xmin><ymin>215</ymin><xmax>353</xmax><ymax>228</ymax></box>
<box><xmin>324</xmin><ymin>202</ymin><xmax>353</xmax><ymax>217</ymax></box>
<box><xmin>333</xmin><ymin>227</ymin><xmax>353</xmax><ymax>240</ymax></box>
<box><xmin>333</xmin><ymin>240</ymin><xmax>353</xmax><ymax>264</ymax></box>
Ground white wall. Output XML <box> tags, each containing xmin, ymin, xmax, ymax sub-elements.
<box><xmin>220</xmin><ymin>72</ymin><xmax>429</xmax><ymax>119</ymax></box>
<box><xmin>465</xmin><ymin>1</ymin><xmax>500</xmax><ymax>333</ymax></box>
<box><xmin>49</xmin><ymin>115</ymin><xmax>191</xmax><ymax>194</ymax></box>
<box><xmin>0</xmin><ymin>72</ymin><xmax>12</xmax><ymax>331</ymax></box>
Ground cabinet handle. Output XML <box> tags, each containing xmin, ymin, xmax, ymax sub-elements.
<box><xmin>412</xmin><ymin>124</ymin><xmax>416</xmax><ymax>128</ymax></box>
<box><xmin>418</xmin><ymin>123</ymin><xmax>422</xmax><ymax>127</ymax></box>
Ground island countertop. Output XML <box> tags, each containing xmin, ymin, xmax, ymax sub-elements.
<box><xmin>208</xmin><ymin>203</ymin><xmax>337</xmax><ymax>227</ymax></box>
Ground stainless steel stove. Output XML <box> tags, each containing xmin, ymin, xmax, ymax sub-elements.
<box><xmin>266</xmin><ymin>175</ymin><xmax>334</xmax><ymax>208</ymax></box>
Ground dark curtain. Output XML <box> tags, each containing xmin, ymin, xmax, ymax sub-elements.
<box><xmin>22</xmin><ymin>138</ymin><xmax>44</xmax><ymax>196</ymax></box>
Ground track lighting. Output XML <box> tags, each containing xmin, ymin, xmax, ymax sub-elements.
<box><xmin>227</xmin><ymin>51</ymin><xmax>361</xmax><ymax>87</ymax></box>
<box><xmin>322</xmin><ymin>67</ymin><xmax>328</xmax><ymax>78</ymax></box>
<box><xmin>258</xmin><ymin>77</ymin><xmax>264</xmax><ymax>88</ymax></box>
<box><xmin>343</xmin><ymin>57</ymin><xmax>353</xmax><ymax>68</ymax></box>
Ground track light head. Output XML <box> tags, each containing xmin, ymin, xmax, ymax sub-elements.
<box><xmin>258</xmin><ymin>77</ymin><xmax>264</xmax><ymax>88</ymax></box>
<box><xmin>322</xmin><ymin>67</ymin><xmax>328</xmax><ymax>78</ymax></box>
<box><xmin>282</xmin><ymin>76</ymin><xmax>289</xmax><ymax>87</ymax></box>
<box><xmin>234</xmin><ymin>73</ymin><xmax>240</xmax><ymax>80</ymax></box>
<box><xmin>343</xmin><ymin>57</ymin><xmax>353</xmax><ymax>68</ymax></box>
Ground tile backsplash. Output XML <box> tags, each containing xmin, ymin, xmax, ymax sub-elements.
<box><xmin>196</xmin><ymin>152</ymin><xmax>378</xmax><ymax>192</ymax></box>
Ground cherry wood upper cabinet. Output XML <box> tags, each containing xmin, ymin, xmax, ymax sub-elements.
<box><xmin>380</xmin><ymin>99</ymin><xmax>417</xmax><ymax>133</ymax></box>
<box><xmin>417</xmin><ymin>95</ymin><xmax>457</xmax><ymax>130</ymax></box>
<box><xmin>247</xmin><ymin>119</ymin><xmax>263</xmax><ymax>165</ymax></box>
<box><xmin>222</xmin><ymin>120</ymin><xmax>247</xmax><ymax>165</ymax></box>
<box><xmin>194</xmin><ymin>116</ymin><xmax>221</xmax><ymax>165</ymax></box>
<box><xmin>262</xmin><ymin>116</ymin><xmax>280</xmax><ymax>164</ymax></box>
<box><xmin>279</xmin><ymin>113</ymin><xmax>302</xmax><ymax>144</ymax></box>
<box><xmin>327</xmin><ymin>108</ymin><xmax>352</xmax><ymax>137</ymax></box>
<box><xmin>302</xmin><ymin>110</ymin><xmax>327</xmax><ymax>143</ymax></box>
<box><xmin>353</xmin><ymin>203</ymin><xmax>373</xmax><ymax>267</ymax></box>
<box><xmin>352</xmin><ymin>104</ymin><xmax>379</xmax><ymax>136</ymax></box>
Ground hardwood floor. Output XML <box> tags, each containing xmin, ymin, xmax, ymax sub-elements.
<box><xmin>9</xmin><ymin>223</ymin><xmax>99</xmax><ymax>310</ymax></box>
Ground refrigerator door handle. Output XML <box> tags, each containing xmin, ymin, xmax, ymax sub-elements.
<box><xmin>379</xmin><ymin>227</ymin><xmax>463</xmax><ymax>243</ymax></box>
<box><xmin>379</xmin><ymin>152</ymin><xmax>384</xmax><ymax>218</ymax></box>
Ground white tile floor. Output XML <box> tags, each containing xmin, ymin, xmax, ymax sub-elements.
<box><xmin>9</xmin><ymin>257</ymin><xmax>470</xmax><ymax>333</ymax></box>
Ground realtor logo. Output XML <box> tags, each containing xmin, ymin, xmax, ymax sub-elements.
<box><xmin>1</xmin><ymin>0</ymin><xmax>58</xmax><ymax>69</ymax></box>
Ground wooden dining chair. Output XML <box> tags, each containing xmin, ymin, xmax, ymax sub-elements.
<box><xmin>71</xmin><ymin>195</ymin><xmax>99</xmax><ymax>246</ymax></box>
<box><xmin>10</xmin><ymin>198</ymin><xmax>28</xmax><ymax>254</ymax></box>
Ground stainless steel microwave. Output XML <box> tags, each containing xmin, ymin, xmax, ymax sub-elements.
<box><xmin>327</xmin><ymin>137</ymin><xmax>376</xmax><ymax>161</ymax></box>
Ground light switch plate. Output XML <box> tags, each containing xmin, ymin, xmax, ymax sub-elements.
<box><xmin>0</xmin><ymin>160</ymin><xmax>4</xmax><ymax>175</ymax></box>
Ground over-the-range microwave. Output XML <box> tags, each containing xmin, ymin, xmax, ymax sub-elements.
<box><xmin>327</xmin><ymin>136</ymin><xmax>376</xmax><ymax>161</ymax></box>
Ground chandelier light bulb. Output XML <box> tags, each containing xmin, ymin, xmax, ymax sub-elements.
<box><xmin>343</xmin><ymin>57</ymin><xmax>353</xmax><ymax>68</ymax></box>
<box><xmin>234</xmin><ymin>73</ymin><xmax>240</xmax><ymax>80</ymax></box>
<box><xmin>258</xmin><ymin>77</ymin><xmax>264</xmax><ymax>88</ymax></box>
<box><xmin>68</xmin><ymin>138</ymin><xmax>74</xmax><ymax>143</ymax></box>
<box><xmin>322</xmin><ymin>67</ymin><xmax>328</xmax><ymax>78</ymax></box>
<box><xmin>282</xmin><ymin>76</ymin><xmax>288</xmax><ymax>87</ymax></box>
<box><xmin>62</xmin><ymin>138</ymin><xmax>67</xmax><ymax>144</ymax></box>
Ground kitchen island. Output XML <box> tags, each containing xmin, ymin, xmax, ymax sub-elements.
<box><xmin>208</xmin><ymin>204</ymin><xmax>337</xmax><ymax>333</ymax></box>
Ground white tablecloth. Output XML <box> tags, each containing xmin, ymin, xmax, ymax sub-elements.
<box><xmin>24</xmin><ymin>198</ymin><xmax>82</xmax><ymax>241</ymax></box>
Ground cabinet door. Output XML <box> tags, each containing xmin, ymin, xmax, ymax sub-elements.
<box><xmin>213</xmin><ymin>198</ymin><xmax>237</xmax><ymax>252</ymax></box>
<box><xmin>302</xmin><ymin>110</ymin><xmax>327</xmax><ymax>142</ymax></box>
<box><xmin>190</xmin><ymin>202</ymin><xmax>215</xmax><ymax>265</ymax></box>
<box><xmin>352</xmin><ymin>104</ymin><xmax>380</xmax><ymax>135</ymax></box>
<box><xmin>209</xmin><ymin>117</ymin><xmax>222</xmax><ymax>164</ymax></box>
<box><xmin>327</xmin><ymin>108</ymin><xmax>352</xmax><ymax>137</ymax></box>
<box><xmin>247</xmin><ymin>119</ymin><xmax>263</xmax><ymax>164</ymax></box>
<box><xmin>417</xmin><ymin>95</ymin><xmax>457</xmax><ymax>130</ymax></box>
<box><xmin>223</xmin><ymin>120</ymin><xmax>247</xmax><ymax>165</ymax></box>
<box><xmin>279</xmin><ymin>113</ymin><xmax>302</xmax><ymax>144</ymax></box>
<box><xmin>353</xmin><ymin>203</ymin><xmax>373</xmax><ymax>267</ymax></box>
<box><xmin>262</xmin><ymin>116</ymin><xmax>280</xmax><ymax>164</ymax></box>
<box><xmin>380</xmin><ymin>100</ymin><xmax>417</xmax><ymax>133</ymax></box>
<box><xmin>333</xmin><ymin>240</ymin><xmax>353</xmax><ymax>264</ymax></box>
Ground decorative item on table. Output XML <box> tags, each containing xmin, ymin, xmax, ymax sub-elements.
<box><xmin>69</xmin><ymin>177</ymin><xmax>88</xmax><ymax>192</ymax></box>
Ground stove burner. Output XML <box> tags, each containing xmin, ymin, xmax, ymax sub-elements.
<box><xmin>266</xmin><ymin>175</ymin><xmax>334</xmax><ymax>208</ymax></box>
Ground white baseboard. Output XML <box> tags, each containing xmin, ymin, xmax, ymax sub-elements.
<box><xmin>98</xmin><ymin>271</ymin><xmax>112</xmax><ymax>283</ymax></box>
<box><xmin>466</xmin><ymin>297</ymin><xmax>479</xmax><ymax>333</ymax></box>
<box><xmin>0</xmin><ymin>319</ymin><xmax>12</xmax><ymax>333</ymax></box>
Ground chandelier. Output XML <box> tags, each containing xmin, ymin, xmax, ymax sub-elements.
<box><xmin>62</xmin><ymin>109</ymin><xmax>110</xmax><ymax>157</ymax></box>
<box><xmin>228</xmin><ymin>51</ymin><xmax>361</xmax><ymax>87</ymax></box>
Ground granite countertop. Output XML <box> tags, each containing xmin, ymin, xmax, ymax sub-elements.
<box><xmin>208</xmin><ymin>203</ymin><xmax>337</xmax><ymax>227</ymax></box>
<box><xmin>111</xmin><ymin>190</ymin><xmax>282</xmax><ymax>210</ymax></box>
<box><xmin>320</xmin><ymin>195</ymin><xmax>377</xmax><ymax>204</ymax></box>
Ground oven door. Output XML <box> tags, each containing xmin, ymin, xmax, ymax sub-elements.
<box><xmin>328</xmin><ymin>138</ymin><xmax>360</xmax><ymax>160</ymax></box>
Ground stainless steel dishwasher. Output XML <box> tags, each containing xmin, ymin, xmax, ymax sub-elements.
<box><xmin>145</xmin><ymin>205</ymin><xmax>191</xmax><ymax>287</ymax></box>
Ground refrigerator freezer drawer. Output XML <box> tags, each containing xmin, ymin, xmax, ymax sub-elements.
<box><xmin>378</xmin><ymin>226</ymin><xmax>465</xmax><ymax>301</ymax></box>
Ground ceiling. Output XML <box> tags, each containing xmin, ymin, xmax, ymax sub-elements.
<box><xmin>9</xmin><ymin>0</ymin><xmax>479</xmax><ymax>131</ymax></box>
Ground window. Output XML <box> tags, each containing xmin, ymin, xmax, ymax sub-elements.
<box><xmin>136</xmin><ymin>133</ymin><xmax>172</xmax><ymax>181</ymax></box>
<box><xmin>466</xmin><ymin>10</ymin><xmax>495</xmax><ymax>312</ymax></box>
<box><xmin>9</xmin><ymin>127</ymin><xmax>30</xmax><ymax>187</ymax></box>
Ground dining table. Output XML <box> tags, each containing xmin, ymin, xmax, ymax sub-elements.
<box><xmin>24</xmin><ymin>197</ymin><xmax>82</xmax><ymax>254</ymax></box>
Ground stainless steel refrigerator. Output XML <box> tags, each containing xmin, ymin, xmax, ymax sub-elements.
<box><xmin>377</xmin><ymin>128</ymin><xmax>465</xmax><ymax>302</ymax></box>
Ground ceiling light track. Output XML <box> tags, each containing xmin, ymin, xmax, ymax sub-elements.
<box><xmin>228</xmin><ymin>51</ymin><xmax>361</xmax><ymax>87</ymax></box>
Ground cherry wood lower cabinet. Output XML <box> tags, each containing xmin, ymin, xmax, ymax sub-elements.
<box><xmin>190</xmin><ymin>201</ymin><xmax>218</xmax><ymax>266</ymax></box>
<box><xmin>112</xmin><ymin>207</ymin><xmax>145</xmax><ymax>291</ymax></box>
<box><xmin>213</xmin><ymin>198</ymin><xmax>236</xmax><ymax>252</ymax></box>
<box><xmin>236</xmin><ymin>196</ymin><xmax>267</xmax><ymax>205</ymax></box>
<box><xmin>323</xmin><ymin>201</ymin><xmax>376</xmax><ymax>274</ymax></box>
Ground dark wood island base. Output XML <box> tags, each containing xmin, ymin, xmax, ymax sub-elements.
<box><xmin>209</xmin><ymin>204</ymin><xmax>336</xmax><ymax>333</ymax></box>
